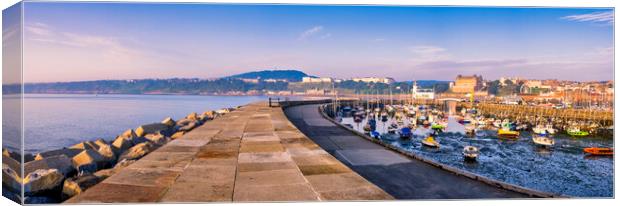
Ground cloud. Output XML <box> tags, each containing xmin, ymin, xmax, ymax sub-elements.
<box><xmin>408</xmin><ymin>45</ymin><xmax>451</xmax><ymax>62</ymax></box>
<box><xmin>409</xmin><ymin>46</ymin><xmax>446</xmax><ymax>55</ymax></box>
<box><xmin>561</xmin><ymin>11</ymin><xmax>614</xmax><ymax>24</ymax></box>
<box><xmin>319</xmin><ymin>33</ymin><xmax>332</xmax><ymax>39</ymax></box>
<box><xmin>298</xmin><ymin>26</ymin><xmax>324</xmax><ymax>40</ymax></box>
<box><xmin>25</xmin><ymin>22</ymin><xmax>53</xmax><ymax>36</ymax></box>
<box><xmin>373</xmin><ymin>38</ymin><xmax>386</xmax><ymax>42</ymax></box>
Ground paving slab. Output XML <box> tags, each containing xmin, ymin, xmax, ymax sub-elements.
<box><xmin>69</xmin><ymin>102</ymin><xmax>392</xmax><ymax>203</ymax></box>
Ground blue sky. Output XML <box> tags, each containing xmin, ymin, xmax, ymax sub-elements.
<box><xmin>12</xmin><ymin>2</ymin><xmax>614</xmax><ymax>82</ymax></box>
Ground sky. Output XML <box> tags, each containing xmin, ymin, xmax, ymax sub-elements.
<box><xmin>6</xmin><ymin>2</ymin><xmax>614</xmax><ymax>82</ymax></box>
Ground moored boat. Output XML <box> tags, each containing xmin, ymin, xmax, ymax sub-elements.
<box><xmin>462</xmin><ymin>146</ymin><xmax>479</xmax><ymax>160</ymax></box>
<box><xmin>422</xmin><ymin>136</ymin><xmax>439</xmax><ymax>148</ymax></box>
<box><xmin>532</xmin><ymin>134</ymin><xmax>554</xmax><ymax>147</ymax></box>
<box><xmin>398</xmin><ymin>127</ymin><xmax>413</xmax><ymax>139</ymax></box>
<box><xmin>498</xmin><ymin>128</ymin><xmax>519</xmax><ymax>138</ymax></box>
<box><xmin>567</xmin><ymin>127</ymin><xmax>589</xmax><ymax>137</ymax></box>
<box><xmin>583</xmin><ymin>147</ymin><xmax>613</xmax><ymax>156</ymax></box>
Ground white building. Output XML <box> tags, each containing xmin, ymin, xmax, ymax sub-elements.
<box><xmin>302</xmin><ymin>77</ymin><xmax>334</xmax><ymax>83</ymax></box>
<box><xmin>351</xmin><ymin>77</ymin><xmax>395</xmax><ymax>84</ymax></box>
<box><xmin>411</xmin><ymin>81</ymin><xmax>435</xmax><ymax>99</ymax></box>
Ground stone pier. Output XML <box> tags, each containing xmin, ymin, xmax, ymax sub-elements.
<box><xmin>66</xmin><ymin>102</ymin><xmax>392</xmax><ymax>203</ymax></box>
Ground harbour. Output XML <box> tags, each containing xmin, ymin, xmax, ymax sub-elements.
<box><xmin>322</xmin><ymin>100</ymin><xmax>613</xmax><ymax>197</ymax></box>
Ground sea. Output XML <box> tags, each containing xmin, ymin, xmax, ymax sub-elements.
<box><xmin>2</xmin><ymin>94</ymin><xmax>267</xmax><ymax>154</ymax></box>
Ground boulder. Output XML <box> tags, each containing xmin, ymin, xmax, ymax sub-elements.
<box><xmin>120</xmin><ymin>129</ymin><xmax>138</xmax><ymax>139</ymax></box>
<box><xmin>201</xmin><ymin>111</ymin><xmax>215</xmax><ymax>120</ymax></box>
<box><xmin>2</xmin><ymin>163</ymin><xmax>22</xmax><ymax>193</ymax></box>
<box><xmin>186</xmin><ymin>112</ymin><xmax>199</xmax><ymax>121</ymax></box>
<box><xmin>93</xmin><ymin>139</ymin><xmax>108</xmax><ymax>148</ymax></box>
<box><xmin>25</xmin><ymin>155</ymin><xmax>75</xmax><ymax>177</ymax></box>
<box><xmin>161</xmin><ymin>117</ymin><xmax>175</xmax><ymax>127</ymax></box>
<box><xmin>111</xmin><ymin>136</ymin><xmax>134</xmax><ymax>155</ymax></box>
<box><xmin>3</xmin><ymin>148</ymin><xmax>34</xmax><ymax>162</ymax></box>
<box><xmin>69</xmin><ymin>141</ymin><xmax>99</xmax><ymax>150</ymax></box>
<box><xmin>144</xmin><ymin>133</ymin><xmax>169</xmax><ymax>145</ymax></box>
<box><xmin>135</xmin><ymin>123</ymin><xmax>171</xmax><ymax>137</ymax></box>
<box><xmin>35</xmin><ymin>148</ymin><xmax>82</xmax><ymax>160</ymax></box>
<box><xmin>71</xmin><ymin>150</ymin><xmax>109</xmax><ymax>174</ymax></box>
<box><xmin>129</xmin><ymin>136</ymin><xmax>150</xmax><ymax>145</ymax></box>
<box><xmin>94</xmin><ymin>159</ymin><xmax>136</xmax><ymax>179</ymax></box>
<box><xmin>3</xmin><ymin>154</ymin><xmax>21</xmax><ymax>174</ymax></box>
<box><xmin>23</xmin><ymin>169</ymin><xmax>64</xmax><ymax>195</ymax></box>
<box><xmin>171</xmin><ymin>131</ymin><xmax>185</xmax><ymax>139</ymax></box>
<box><xmin>178</xmin><ymin>121</ymin><xmax>198</xmax><ymax>132</ymax></box>
<box><xmin>96</xmin><ymin>144</ymin><xmax>117</xmax><ymax>164</ymax></box>
<box><xmin>62</xmin><ymin>174</ymin><xmax>101</xmax><ymax>198</ymax></box>
<box><xmin>118</xmin><ymin>142</ymin><xmax>156</xmax><ymax>162</ymax></box>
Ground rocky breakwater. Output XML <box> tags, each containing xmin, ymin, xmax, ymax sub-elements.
<box><xmin>2</xmin><ymin>108</ymin><xmax>235</xmax><ymax>204</ymax></box>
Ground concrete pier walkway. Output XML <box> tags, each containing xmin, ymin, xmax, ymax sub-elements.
<box><xmin>67</xmin><ymin>102</ymin><xmax>392</xmax><ymax>203</ymax></box>
<box><xmin>284</xmin><ymin>104</ymin><xmax>529</xmax><ymax>199</ymax></box>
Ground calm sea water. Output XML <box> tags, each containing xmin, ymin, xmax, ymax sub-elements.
<box><xmin>7</xmin><ymin>94</ymin><xmax>266</xmax><ymax>153</ymax></box>
<box><xmin>341</xmin><ymin>115</ymin><xmax>614</xmax><ymax>197</ymax></box>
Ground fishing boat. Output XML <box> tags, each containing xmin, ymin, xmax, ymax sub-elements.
<box><xmin>498</xmin><ymin>128</ymin><xmax>519</xmax><ymax>138</ymax></box>
<box><xmin>493</xmin><ymin>119</ymin><xmax>502</xmax><ymax>128</ymax></box>
<box><xmin>583</xmin><ymin>147</ymin><xmax>613</xmax><ymax>156</ymax></box>
<box><xmin>465</xmin><ymin>125</ymin><xmax>476</xmax><ymax>135</ymax></box>
<box><xmin>545</xmin><ymin>124</ymin><xmax>556</xmax><ymax>135</ymax></box>
<box><xmin>532</xmin><ymin>124</ymin><xmax>547</xmax><ymax>135</ymax></box>
<box><xmin>422</xmin><ymin>136</ymin><xmax>440</xmax><ymax>148</ymax></box>
<box><xmin>387</xmin><ymin>123</ymin><xmax>398</xmax><ymax>134</ymax></box>
<box><xmin>532</xmin><ymin>134</ymin><xmax>554</xmax><ymax>147</ymax></box>
<box><xmin>398</xmin><ymin>127</ymin><xmax>413</xmax><ymax>139</ymax></box>
<box><xmin>567</xmin><ymin>127</ymin><xmax>589</xmax><ymax>137</ymax></box>
<box><xmin>462</xmin><ymin>146</ymin><xmax>479</xmax><ymax>160</ymax></box>
<box><xmin>370</xmin><ymin>131</ymin><xmax>381</xmax><ymax>139</ymax></box>
<box><xmin>431</xmin><ymin>123</ymin><xmax>445</xmax><ymax>130</ymax></box>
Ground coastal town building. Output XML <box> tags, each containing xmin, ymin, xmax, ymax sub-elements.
<box><xmin>451</xmin><ymin>75</ymin><xmax>484</xmax><ymax>93</ymax></box>
<box><xmin>302</xmin><ymin>77</ymin><xmax>335</xmax><ymax>83</ymax></box>
<box><xmin>411</xmin><ymin>81</ymin><xmax>435</xmax><ymax>99</ymax></box>
<box><xmin>351</xmin><ymin>77</ymin><xmax>395</xmax><ymax>84</ymax></box>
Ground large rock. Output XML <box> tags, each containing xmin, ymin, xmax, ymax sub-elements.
<box><xmin>120</xmin><ymin>129</ymin><xmax>137</xmax><ymax>138</ymax></box>
<box><xmin>171</xmin><ymin>131</ymin><xmax>185</xmax><ymax>139</ymax></box>
<box><xmin>200</xmin><ymin>111</ymin><xmax>215</xmax><ymax>120</ymax></box>
<box><xmin>2</xmin><ymin>163</ymin><xmax>22</xmax><ymax>193</ymax></box>
<box><xmin>71</xmin><ymin>150</ymin><xmax>110</xmax><ymax>174</ymax></box>
<box><xmin>161</xmin><ymin>117</ymin><xmax>175</xmax><ymax>127</ymax></box>
<box><xmin>25</xmin><ymin>155</ymin><xmax>75</xmax><ymax>177</ymax></box>
<box><xmin>118</xmin><ymin>142</ymin><xmax>156</xmax><ymax>162</ymax></box>
<box><xmin>69</xmin><ymin>141</ymin><xmax>99</xmax><ymax>150</ymax></box>
<box><xmin>129</xmin><ymin>136</ymin><xmax>150</xmax><ymax>146</ymax></box>
<box><xmin>111</xmin><ymin>136</ymin><xmax>134</xmax><ymax>155</ymax></box>
<box><xmin>135</xmin><ymin>123</ymin><xmax>172</xmax><ymax>137</ymax></box>
<box><xmin>93</xmin><ymin>159</ymin><xmax>136</xmax><ymax>179</ymax></box>
<box><xmin>144</xmin><ymin>133</ymin><xmax>169</xmax><ymax>145</ymax></box>
<box><xmin>62</xmin><ymin>174</ymin><xmax>101</xmax><ymax>198</ymax></box>
<box><xmin>23</xmin><ymin>169</ymin><xmax>64</xmax><ymax>195</ymax></box>
<box><xmin>186</xmin><ymin>112</ymin><xmax>199</xmax><ymax>121</ymax></box>
<box><xmin>96</xmin><ymin>144</ymin><xmax>117</xmax><ymax>164</ymax></box>
<box><xmin>35</xmin><ymin>148</ymin><xmax>82</xmax><ymax>160</ymax></box>
<box><xmin>177</xmin><ymin>121</ymin><xmax>198</xmax><ymax>132</ymax></box>
<box><xmin>93</xmin><ymin>139</ymin><xmax>108</xmax><ymax>148</ymax></box>
<box><xmin>3</xmin><ymin>148</ymin><xmax>34</xmax><ymax>162</ymax></box>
